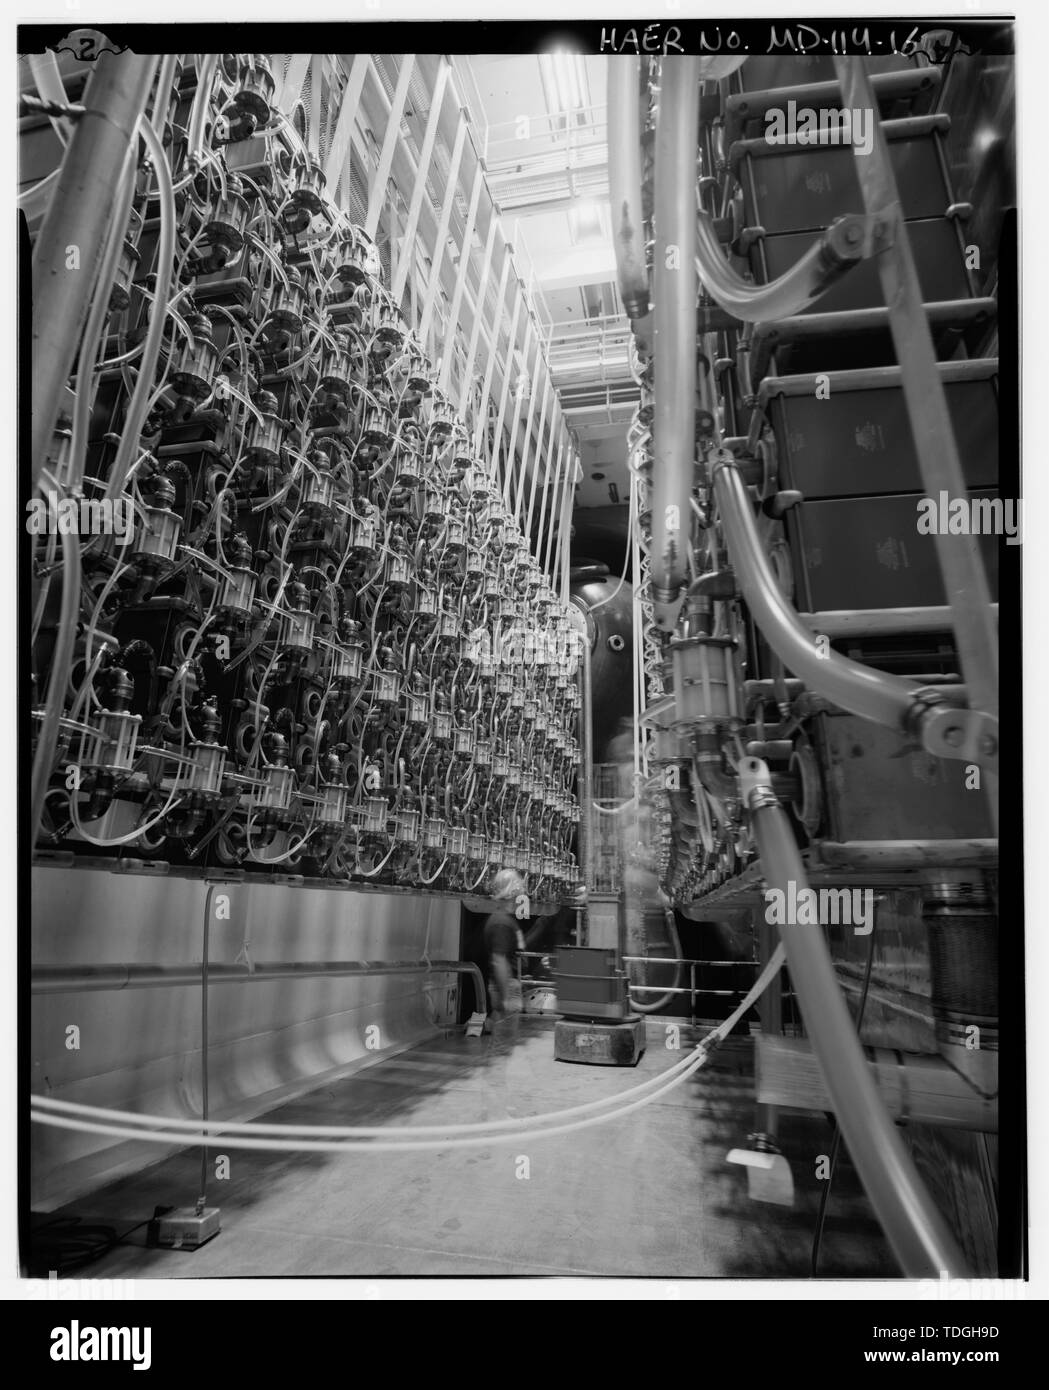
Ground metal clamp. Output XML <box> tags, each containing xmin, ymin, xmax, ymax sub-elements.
<box><xmin>919</xmin><ymin>704</ymin><xmax>999</xmax><ymax>771</ymax></box>
<box><xmin>738</xmin><ymin>754</ymin><xmax>779</xmax><ymax>813</ymax></box>
<box><xmin>823</xmin><ymin>210</ymin><xmax>897</xmax><ymax>266</ymax></box>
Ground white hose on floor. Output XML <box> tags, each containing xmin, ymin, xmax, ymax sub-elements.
<box><xmin>31</xmin><ymin>948</ymin><xmax>785</xmax><ymax>1153</ymax></box>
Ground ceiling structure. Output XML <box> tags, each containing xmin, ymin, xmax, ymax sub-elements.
<box><xmin>455</xmin><ymin>54</ymin><xmax>636</xmax><ymax>543</ymax></box>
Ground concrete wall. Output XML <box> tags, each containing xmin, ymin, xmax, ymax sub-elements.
<box><xmin>30</xmin><ymin>867</ymin><xmax>463</xmax><ymax>1208</ymax></box>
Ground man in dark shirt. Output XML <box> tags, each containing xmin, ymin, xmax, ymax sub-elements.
<box><xmin>483</xmin><ymin>868</ymin><xmax>526</xmax><ymax>1017</ymax></box>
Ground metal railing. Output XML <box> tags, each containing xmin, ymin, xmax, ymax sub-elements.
<box><xmin>512</xmin><ymin>950</ymin><xmax>796</xmax><ymax>1024</ymax></box>
<box><xmin>483</xmin><ymin>102</ymin><xmax>609</xmax><ymax>167</ymax></box>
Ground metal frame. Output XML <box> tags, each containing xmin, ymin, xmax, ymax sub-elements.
<box><xmin>833</xmin><ymin>56</ymin><xmax>999</xmax><ymax>824</ymax></box>
<box><xmin>364</xmin><ymin>54</ymin><xmax>416</xmax><ymax>241</ymax></box>
<box><xmin>291</xmin><ymin>52</ymin><xmax>575</xmax><ymax>590</ymax></box>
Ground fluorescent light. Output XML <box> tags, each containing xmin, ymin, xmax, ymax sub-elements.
<box><xmin>568</xmin><ymin>198</ymin><xmax>605</xmax><ymax>244</ymax></box>
<box><xmin>540</xmin><ymin>50</ymin><xmax>587</xmax><ymax>115</ymax></box>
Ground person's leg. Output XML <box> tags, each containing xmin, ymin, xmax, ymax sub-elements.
<box><xmin>489</xmin><ymin>952</ymin><xmax>511</xmax><ymax>1015</ymax></box>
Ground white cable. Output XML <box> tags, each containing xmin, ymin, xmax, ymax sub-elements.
<box><xmin>33</xmin><ymin>1041</ymin><xmax>700</xmax><ymax>1139</ymax></box>
<box><xmin>31</xmin><ymin>946</ymin><xmax>784</xmax><ymax>1149</ymax></box>
<box><xmin>586</xmin><ymin>468</ymin><xmax>636</xmax><ymax>613</ymax></box>
<box><xmin>33</xmin><ymin>1048</ymin><xmax>712</xmax><ymax>1154</ymax></box>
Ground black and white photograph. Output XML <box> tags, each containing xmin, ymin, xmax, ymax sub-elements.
<box><xmin>12</xmin><ymin>1</ymin><xmax>1041</xmax><ymax>1323</ymax></box>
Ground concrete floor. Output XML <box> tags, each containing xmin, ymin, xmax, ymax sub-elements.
<box><xmin>29</xmin><ymin>1016</ymin><xmax>896</xmax><ymax>1279</ymax></box>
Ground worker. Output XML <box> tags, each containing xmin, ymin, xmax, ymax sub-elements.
<box><xmin>484</xmin><ymin>868</ymin><xmax>527</xmax><ymax>1020</ymax></box>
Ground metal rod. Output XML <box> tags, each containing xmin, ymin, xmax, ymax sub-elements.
<box><xmin>32</xmin><ymin>959</ymin><xmax>488</xmax><ymax>1015</ymax></box>
<box><xmin>30</xmin><ymin>48</ymin><xmax>158</xmax><ymax>493</ymax></box>
<box><xmin>755</xmin><ymin>913</ymin><xmax>782</xmax><ymax>1138</ymax></box>
<box><xmin>799</xmin><ymin>605</ymin><xmax>999</xmax><ymax>639</ymax></box>
<box><xmin>741</xmin><ymin>756</ymin><xmax>969</xmax><ymax>1277</ymax></box>
<box><xmin>622</xmin><ymin>957</ymin><xmax>755</xmax><ymax>967</ymax></box>
<box><xmin>833</xmin><ymin>57</ymin><xmax>999</xmax><ymax>733</ymax></box>
<box><xmin>811</xmin><ymin>839</ymin><xmax>998</xmax><ymax>869</ymax></box>
<box><xmin>629</xmin><ymin>984</ymin><xmax>745</xmax><ymax>997</ymax></box>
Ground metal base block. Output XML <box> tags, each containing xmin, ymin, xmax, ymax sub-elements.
<box><xmin>554</xmin><ymin>1016</ymin><xmax>646</xmax><ymax>1067</ymax></box>
<box><xmin>153</xmin><ymin>1207</ymin><xmax>221</xmax><ymax>1250</ymax></box>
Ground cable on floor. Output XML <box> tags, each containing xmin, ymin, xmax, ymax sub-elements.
<box><xmin>32</xmin><ymin>947</ymin><xmax>786</xmax><ymax>1155</ymax></box>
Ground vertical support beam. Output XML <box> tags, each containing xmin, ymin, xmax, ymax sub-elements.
<box><xmin>364</xmin><ymin>54</ymin><xmax>415</xmax><ymax>241</ymax></box>
<box><xmin>439</xmin><ymin>160</ymin><xmax>485</xmax><ymax>391</ymax></box>
<box><xmin>323</xmin><ymin>54</ymin><xmax>370</xmax><ymax>197</ymax></box>
<box><xmin>524</xmin><ymin>378</ymin><xmax>554</xmax><ymax>543</ymax></box>
<box><xmin>540</xmin><ymin>439</ymin><xmax>566</xmax><ymax>572</ymax></box>
<box><xmin>755</xmin><ymin>913</ymin><xmax>783</xmax><ymax>1139</ymax></box>
<box><xmin>456</xmin><ymin>216</ymin><xmax>497</xmax><ymax>411</ymax></box>
<box><xmin>560</xmin><ymin>469</ymin><xmax>574</xmax><ymax>601</ymax></box>
<box><xmin>491</xmin><ymin>280</ymin><xmax>523</xmax><ymax>487</ymax></box>
<box><xmin>418</xmin><ymin>114</ymin><xmax>469</xmax><ymax>348</ymax></box>
<box><xmin>502</xmin><ymin>309</ymin><xmax>534</xmax><ymax>510</ymax></box>
<box><xmin>537</xmin><ymin>405</ymin><xmax>565</xmax><ymax>558</ymax></box>
<box><xmin>31</xmin><ymin>49</ymin><xmax>158</xmax><ymax>492</ymax></box>
<box><xmin>553</xmin><ymin>448</ymin><xmax>577</xmax><ymax>597</ymax></box>
<box><xmin>472</xmin><ymin>247</ymin><xmax>513</xmax><ymax>454</ymax></box>
<box><xmin>391</xmin><ymin>59</ymin><xmax>450</xmax><ymax>306</ymax></box>
<box><xmin>513</xmin><ymin>322</ymin><xmax>544</xmax><ymax>521</ymax></box>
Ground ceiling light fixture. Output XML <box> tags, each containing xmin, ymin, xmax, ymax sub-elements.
<box><xmin>568</xmin><ymin>197</ymin><xmax>606</xmax><ymax>245</ymax></box>
<box><xmin>540</xmin><ymin>50</ymin><xmax>587</xmax><ymax>116</ymax></box>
